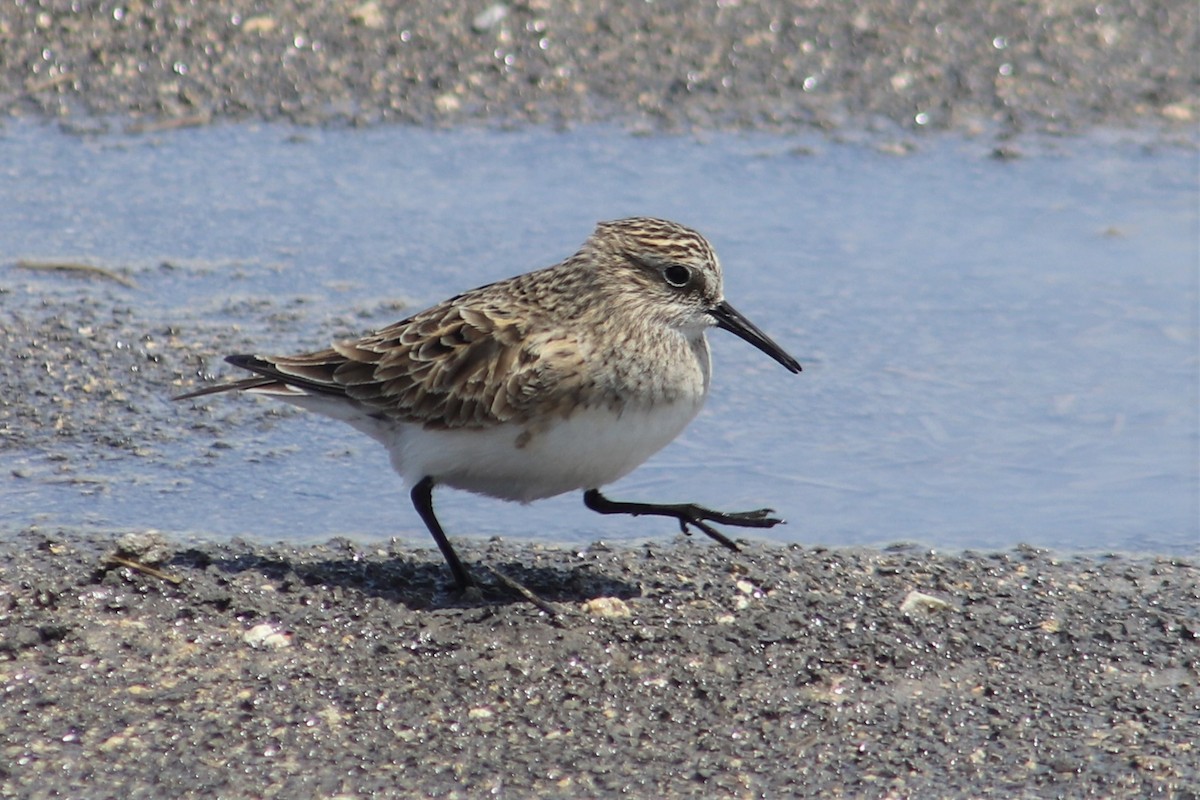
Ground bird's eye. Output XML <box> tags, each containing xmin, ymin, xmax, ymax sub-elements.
<box><xmin>662</xmin><ymin>265</ymin><xmax>691</xmax><ymax>287</ymax></box>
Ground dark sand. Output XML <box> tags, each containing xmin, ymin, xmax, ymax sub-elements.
<box><xmin>3</xmin><ymin>530</ymin><xmax>1197</xmax><ymax>798</ymax></box>
<box><xmin>1</xmin><ymin>0</ymin><xmax>1196</xmax><ymax>136</ymax></box>
<box><xmin>1</xmin><ymin>1</ymin><xmax>1198</xmax><ymax>797</ymax></box>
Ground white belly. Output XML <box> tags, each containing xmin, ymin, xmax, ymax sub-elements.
<box><xmin>388</xmin><ymin>400</ymin><xmax>703</xmax><ymax>502</ymax></box>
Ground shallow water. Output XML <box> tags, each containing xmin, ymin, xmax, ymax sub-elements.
<box><xmin>2</xmin><ymin>122</ymin><xmax>1196</xmax><ymax>554</ymax></box>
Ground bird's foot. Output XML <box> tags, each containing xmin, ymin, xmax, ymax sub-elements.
<box><xmin>583</xmin><ymin>489</ymin><xmax>786</xmax><ymax>552</ymax></box>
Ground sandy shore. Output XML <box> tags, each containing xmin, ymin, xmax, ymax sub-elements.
<box><xmin>1</xmin><ymin>1</ymin><xmax>1197</xmax><ymax>797</ymax></box>
<box><xmin>1</xmin><ymin>0</ymin><xmax>1195</xmax><ymax>136</ymax></box>
<box><xmin>1</xmin><ymin>530</ymin><xmax>1196</xmax><ymax>797</ymax></box>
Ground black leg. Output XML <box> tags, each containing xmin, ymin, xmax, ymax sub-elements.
<box><xmin>582</xmin><ymin>489</ymin><xmax>785</xmax><ymax>552</ymax></box>
<box><xmin>411</xmin><ymin>476</ymin><xmax>476</xmax><ymax>590</ymax></box>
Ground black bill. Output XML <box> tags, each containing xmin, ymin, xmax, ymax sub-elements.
<box><xmin>710</xmin><ymin>301</ymin><xmax>802</xmax><ymax>374</ymax></box>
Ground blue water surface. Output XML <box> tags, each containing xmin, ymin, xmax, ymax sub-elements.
<box><xmin>1</xmin><ymin>122</ymin><xmax>1196</xmax><ymax>554</ymax></box>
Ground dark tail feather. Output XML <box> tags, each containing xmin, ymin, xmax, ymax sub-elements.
<box><xmin>172</xmin><ymin>376</ymin><xmax>276</xmax><ymax>401</ymax></box>
<box><xmin>174</xmin><ymin>352</ymin><xmax>350</xmax><ymax>401</ymax></box>
<box><xmin>224</xmin><ymin>352</ymin><xmax>350</xmax><ymax>397</ymax></box>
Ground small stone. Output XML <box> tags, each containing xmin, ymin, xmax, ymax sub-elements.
<box><xmin>114</xmin><ymin>530</ymin><xmax>172</xmax><ymax>565</ymax></box>
<box><xmin>472</xmin><ymin>4</ymin><xmax>508</xmax><ymax>33</ymax></box>
<box><xmin>899</xmin><ymin>590</ymin><xmax>956</xmax><ymax>615</ymax></box>
<box><xmin>434</xmin><ymin>93</ymin><xmax>461</xmax><ymax>114</ymax></box>
<box><xmin>243</xmin><ymin>623</ymin><xmax>292</xmax><ymax>649</ymax></box>
<box><xmin>582</xmin><ymin>597</ymin><xmax>631</xmax><ymax>618</ymax></box>
<box><xmin>350</xmin><ymin>1</ymin><xmax>385</xmax><ymax>29</ymax></box>
<box><xmin>1161</xmin><ymin>102</ymin><xmax>1193</xmax><ymax>122</ymax></box>
<box><xmin>241</xmin><ymin>16</ymin><xmax>276</xmax><ymax>34</ymax></box>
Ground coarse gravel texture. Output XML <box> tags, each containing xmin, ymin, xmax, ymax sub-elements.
<box><xmin>0</xmin><ymin>0</ymin><xmax>1196</xmax><ymax>136</ymax></box>
<box><xmin>1</xmin><ymin>530</ymin><xmax>1197</xmax><ymax>798</ymax></box>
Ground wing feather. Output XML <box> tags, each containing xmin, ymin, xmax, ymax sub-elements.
<box><xmin>231</xmin><ymin>296</ymin><xmax>589</xmax><ymax>429</ymax></box>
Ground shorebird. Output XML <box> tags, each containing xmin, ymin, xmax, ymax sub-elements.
<box><xmin>176</xmin><ymin>217</ymin><xmax>802</xmax><ymax>589</ymax></box>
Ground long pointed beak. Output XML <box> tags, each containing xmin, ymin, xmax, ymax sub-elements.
<box><xmin>710</xmin><ymin>301</ymin><xmax>802</xmax><ymax>374</ymax></box>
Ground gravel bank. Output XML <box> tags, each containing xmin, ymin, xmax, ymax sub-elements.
<box><xmin>1</xmin><ymin>0</ymin><xmax>1195</xmax><ymax>136</ymax></box>
<box><xmin>1</xmin><ymin>530</ymin><xmax>1197</xmax><ymax>797</ymax></box>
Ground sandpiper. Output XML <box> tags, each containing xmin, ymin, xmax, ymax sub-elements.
<box><xmin>176</xmin><ymin>217</ymin><xmax>802</xmax><ymax>589</ymax></box>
